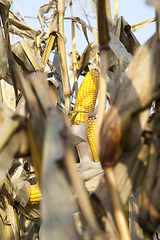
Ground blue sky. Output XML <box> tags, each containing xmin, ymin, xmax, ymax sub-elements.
<box><xmin>12</xmin><ymin>0</ymin><xmax>156</xmax><ymax>70</ymax></box>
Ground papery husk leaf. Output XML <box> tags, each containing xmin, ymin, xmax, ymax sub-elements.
<box><xmin>0</xmin><ymin>214</ymin><xmax>5</xmax><ymax>240</ymax></box>
<box><xmin>131</xmin><ymin>18</ymin><xmax>155</xmax><ymax>32</ymax></box>
<box><xmin>89</xmin><ymin>0</ymin><xmax>140</xmax><ymax>55</ymax></box>
<box><xmin>17</xmin><ymin>202</ymin><xmax>41</xmax><ymax>222</ymax></box>
<box><xmin>7</xmin><ymin>55</ymin><xmax>47</xmax><ymax>184</ymax></box>
<box><xmin>9</xmin><ymin>10</ymin><xmax>39</xmax><ymax>39</ymax></box>
<box><xmin>0</xmin><ymin>128</ymin><xmax>29</xmax><ymax>186</ymax></box>
<box><xmin>78</xmin><ymin>37</ymin><xmax>132</xmax><ymax>77</ymax></box>
<box><xmin>100</xmin><ymin>34</ymin><xmax>157</xmax><ymax>168</ymax></box>
<box><xmin>1</xmin><ymin>80</ymin><xmax>15</xmax><ymax>110</ymax></box>
<box><xmin>129</xmin><ymin>189</ymin><xmax>144</xmax><ymax>240</ymax></box>
<box><xmin>4</xmin><ymin>199</ymin><xmax>19</xmax><ymax>240</ymax></box>
<box><xmin>119</xmin><ymin>17</ymin><xmax>140</xmax><ymax>55</ymax></box>
<box><xmin>57</xmin><ymin>33</ymin><xmax>71</xmax><ymax>96</ymax></box>
<box><xmin>147</xmin><ymin>0</ymin><xmax>160</xmax><ymax>10</ymax></box>
<box><xmin>42</xmin><ymin>33</ymin><xmax>56</xmax><ymax>69</ymax></box>
<box><xmin>12</xmin><ymin>40</ymin><xmax>43</xmax><ymax>72</ymax></box>
<box><xmin>93</xmin><ymin>137</ymin><xmax>148</xmax><ymax>215</ymax></box>
<box><xmin>71</xmin><ymin>124</ymin><xmax>93</xmax><ymax>163</ymax></box>
<box><xmin>0</xmin><ymin>21</ymin><xmax>7</xmax><ymax>78</ymax></box>
<box><xmin>42</xmin><ymin>108</ymin><xmax>80</xmax><ymax>240</ymax></box>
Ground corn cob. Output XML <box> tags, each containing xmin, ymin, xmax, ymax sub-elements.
<box><xmin>28</xmin><ymin>184</ymin><xmax>42</xmax><ymax>204</ymax></box>
<box><xmin>73</xmin><ymin>69</ymin><xmax>99</xmax><ymax>125</ymax></box>
<box><xmin>86</xmin><ymin>116</ymin><xmax>100</xmax><ymax>162</ymax></box>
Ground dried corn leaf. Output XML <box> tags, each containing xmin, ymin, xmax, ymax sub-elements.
<box><xmin>90</xmin><ymin>0</ymin><xmax>140</xmax><ymax>55</ymax></box>
<box><xmin>9</xmin><ymin>10</ymin><xmax>39</xmax><ymax>39</ymax></box>
<box><xmin>131</xmin><ymin>18</ymin><xmax>155</xmax><ymax>32</ymax></box>
<box><xmin>65</xmin><ymin>17</ymin><xmax>94</xmax><ymax>46</ymax></box>
<box><xmin>0</xmin><ymin>127</ymin><xmax>29</xmax><ymax>186</ymax></box>
<box><xmin>1</xmin><ymin>80</ymin><xmax>15</xmax><ymax>110</ymax></box>
<box><xmin>42</xmin><ymin>108</ymin><xmax>80</xmax><ymax>240</ymax></box>
<box><xmin>94</xmin><ymin>137</ymin><xmax>148</xmax><ymax>213</ymax></box>
<box><xmin>38</xmin><ymin>1</ymin><xmax>56</xmax><ymax>36</ymax></box>
<box><xmin>17</xmin><ymin>202</ymin><xmax>41</xmax><ymax>222</ymax></box>
<box><xmin>78</xmin><ymin>36</ymin><xmax>132</xmax><ymax>77</ymax></box>
<box><xmin>43</xmin><ymin>0</ymin><xmax>69</xmax><ymax>38</ymax></box>
<box><xmin>4</xmin><ymin>199</ymin><xmax>19</xmax><ymax>240</ymax></box>
<box><xmin>42</xmin><ymin>33</ymin><xmax>56</xmax><ymax>69</ymax></box>
<box><xmin>100</xmin><ymin>34</ymin><xmax>158</xmax><ymax>168</ymax></box>
<box><xmin>12</xmin><ymin>40</ymin><xmax>43</xmax><ymax>72</ymax></box>
<box><xmin>0</xmin><ymin>0</ymin><xmax>10</xmax><ymax>8</ymax></box>
<box><xmin>0</xmin><ymin>21</ymin><xmax>7</xmax><ymax>78</ymax></box>
<box><xmin>147</xmin><ymin>0</ymin><xmax>160</xmax><ymax>10</ymax></box>
<box><xmin>71</xmin><ymin>124</ymin><xmax>93</xmax><ymax>163</ymax></box>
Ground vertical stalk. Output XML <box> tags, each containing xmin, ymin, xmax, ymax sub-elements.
<box><xmin>58</xmin><ymin>0</ymin><xmax>71</xmax><ymax>114</ymax></box>
<box><xmin>105</xmin><ymin>168</ymin><xmax>131</xmax><ymax>240</ymax></box>
<box><xmin>96</xmin><ymin>0</ymin><xmax>110</xmax><ymax>154</ymax></box>
<box><xmin>97</xmin><ymin>0</ymin><xmax>131</xmax><ymax>239</ymax></box>
<box><xmin>70</xmin><ymin>0</ymin><xmax>78</xmax><ymax>97</ymax></box>
<box><xmin>106</xmin><ymin>0</ymin><xmax>112</xmax><ymax>19</ymax></box>
<box><xmin>114</xmin><ymin>0</ymin><xmax>118</xmax><ymax>19</ymax></box>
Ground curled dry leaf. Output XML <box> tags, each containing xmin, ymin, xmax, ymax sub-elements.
<box><xmin>100</xmin><ymin>34</ymin><xmax>158</xmax><ymax>168</ymax></box>
<box><xmin>0</xmin><ymin>21</ymin><xmax>7</xmax><ymax>79</ymax></box>
<box><xmin>12</xmin><ymin>40</ymin><xmax>43</xmax><ymax>72</ymax></box>
<box><xmin>71</xmin><ymin>124</ymin><xmax>94</xmax><ymax>163</ymax></box>
<box><xmin>42</xmin><ymin>108</ymin><xmax>80</xmax><ymax>240</ymax></box>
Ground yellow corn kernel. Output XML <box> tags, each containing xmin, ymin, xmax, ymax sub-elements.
<box><xmin>86</xmin><ymin>116</ymin><xmax>99</xmax><ymax>162</ymax></box>
<box><xmin>73</xmin><ymin>69</ymin><xmax>99</xmax><ymax>125</ymax></box>
<box><xmin>28</xmin><ymin>184</ymin><xmax>42</xmax><ymax>204</ymax></box>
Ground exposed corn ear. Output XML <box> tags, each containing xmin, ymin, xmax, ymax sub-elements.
<box><xmin>28</xmin><ymin>184</ymin><xmax>42</xmax><ymax>204</ymax></box>
<box><xmin>73</xmin><ymin>69</ymin><xmax>100</xmax><ymax>125</ymax></box>
<box><xmin>86</xmin><ymin>116</ymin><xmax>100</xmax><ymax>162</ymax></box>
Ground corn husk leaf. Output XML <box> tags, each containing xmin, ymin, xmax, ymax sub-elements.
<box><xmin>100</xmin><ymin>34</ymin><xmax>158</xmax><ymax>168</ymax></box>
<box><xmin>9</xmin><ymin>10</ymin><xmax>39</xmax><ymax>39</ymax></box>
<box><xmin>4</xmin><ymin>201</ymin><xmax>19</xmax><ymax>240</ymax></box>
<box><xmin>78</xmin><ymin>37</ymin><xmax>132</xmax><ymax>77</ymax></box>
<box><xmin>131</xmin><ymin>18</ymin><xmax>155</xmax><ymax>32</ymax></box>
<box><xmin>94</xmin><ymin>137</ymin><xmax>148</xmax><ymax>215</ymax></box>
<box><xmin>0</xmin><ymin>127</ymin><xmax>29</xmax><ymax>186</ymax></box>
<box><xmin>1</xmin><ymin>80</ymin><xmax>15</xmax><ymax>110</ymax></box>
<box><xmin>147</xmin><ymin>0</ymin><xmax>160</xmax><ymax>10</ymax></box>
<box><xmin>0</xmin><ymin>21</ymin><xmax>7</xmax><ymax>78</ymax></box>
<box><xmin>42</xmin><ymin>108</ymin><xmax>80</xmax><ymax>240</ymax></box>
<box><xmin>12</xmin><ymin>40</ymin><xmax>43</xmax><ymax>72</ymax></box>
<box><xmin>71</xmin><ymin>124</ymin><xmax>93</xmax><ymax>163</ymax></box>
<box><xmin>42</xmin><ymin>33</ymin><xmax>56</xmax><ymax>69</ymax></box>
<box><xmin>0</xmin><ymin>215</ymin><xmax>5</xmax><ymax>240</ymax></box>
<box><xmin>11</xmin><ymin>165</ymin><xmax>30</xmax><ymax>208</ymax></box>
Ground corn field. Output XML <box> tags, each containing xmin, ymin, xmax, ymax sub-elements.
<box><xmin>0</xmin><ymin>0</ymin><xmax>159</xmax><ymax>239</ymax></box>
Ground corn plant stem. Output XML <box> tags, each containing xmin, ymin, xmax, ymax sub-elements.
<box><xmin>96</xmin><ymin>0</ymin><xmax>110</xmax><ymax>153</ymax></box>
<box><xmin>12</xmin><ymin>0</ymin><xmax>28</xmax><ymax>25</ymax></box>
<box><xmin>70</xmin><ymin>0</ymin><xmax>78</xmax><ymax>97</ymax></box>
<box><xmin>0</xmin><ymin>81</ymin><xmax>3</xmax><ymax>101</ymax></box>
<box><xmin>65</xmin><ymin>95</ymin><xmax>70</xmax><ymax>113</ymax></box>
<box><xmin>58</xmin><ymin>3</ymin><xmax>71</xmax><ymax>114</ymax></box>
<box><xmin>96</xmin><ymin>50</ymin><xmax>108</xmax><ymax>154</ymax></box>
<box><xmin>65</xmin><ymin>146</ymin><xmax>100</xmax><ymax>232</ymax></box>
<box><xmin>105</xmin><ymin>167</ymin><xmax>131</xmax><ymax>240</ymax></box>
<box><xmin>106</xmin><ymin>0</ymin><xmax>112</xmax><ymax>19</ymax></box>
<box><xmin>36</xmin><ymin>36</ymin><xmax>41</xmax><ymax>56</ymax></box>
<box><xmin>114</xmin><ymin>0</ymin><xmax>118</xmax><ymax>19</ymax></box>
